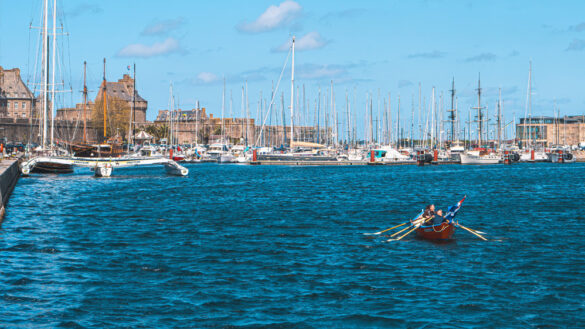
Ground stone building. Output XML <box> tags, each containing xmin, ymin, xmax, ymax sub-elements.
<box><xmin>153</xmin><ymin>107</ymin><xmax>328</xmax><ymax>146</ymax></box>
<box><xmin>155</xmin><ymin>107</ymin><xmax>255</xmax><ymax>144</ymax></box>
<box><xmin>95</xmin><ymin>74</ymin><xmax>147</xmax><ymax>123</ymax></box>
<box><xmin>516</xmin><ymin>116</ymin><xmax>585</xmax><ymax>147</ymax></box>
<box><xmin>0</xmin><ymin>66</ymin><xmax>35</xmax><ymax>119</ymax></box>
<box><xmin>56</xmin><ymin>101</ymin><xmax>95</xmax><ymax>122</ymax></box>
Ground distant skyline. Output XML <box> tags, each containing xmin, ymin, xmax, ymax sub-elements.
<box><xmin>1</xmin><ymin>0</ymin><xmax>585</xmax><ymax>139</ymax></box>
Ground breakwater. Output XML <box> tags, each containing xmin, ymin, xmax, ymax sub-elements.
<box><xmin>0</xmin><ymin>159</ymin><xmax>20</xmax><ymax>220</ymax></box>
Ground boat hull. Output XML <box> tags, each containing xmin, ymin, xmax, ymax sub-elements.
<box><xmin>460</xmin><ymin>153</ymin><xmax>500</xmax><ymax>165</ymax></box>
<box><xmin>416</xmin><ymin>222</ymin><xmax>456</xmax><ymax>240</ymax></box>
<box><xmin>31</xmin><ymin>162</ymin><xmax>74</xmax><ymax>174</ymax></box>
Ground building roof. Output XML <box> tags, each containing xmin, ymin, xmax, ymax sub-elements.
<box><xmin>0</xmin><ymin>67</ymin><xmax>34</xmax><ymax>99</ymax></box>
<box><xmin>96</xmin><ymin>74</ymin><xmax>146</xmax><ymax>103</ymax></box>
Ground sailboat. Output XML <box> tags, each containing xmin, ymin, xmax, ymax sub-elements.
<box><xmin>460</xmin><ymin>76</ymin><xmax>501</xmax><ymax>165</ymax></box>
<box><xmin>30</xmin><ymin>0</ymin><xmax>74</xmax><ymax>173</ymax></box>
<box><xmin>256</xmin><ymin>36</ymin><xmax>336</xmax><ymax>162</ymax></box>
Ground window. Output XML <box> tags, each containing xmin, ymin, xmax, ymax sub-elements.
<box><xmin>7</xmin><ymin>101</ymin><xmax>10</xmax><ymax>109</ymax></box>
<box><xmin>22</xmin><ymin>102</ymin><xmax>26</xmax><ymax>109</ymax></box>
<box><xmin>14</xmin><ymin>102</ymin><xmax>18</xmax><ymax>109</ymax></box>
<box><xmin>22</xmin><ymin>113</ymin><xmax>26</xmax><ymax>118</ymax></box>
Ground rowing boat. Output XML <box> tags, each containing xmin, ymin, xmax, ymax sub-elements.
<box><xmin>416</xmin><ymin>222</ymin><xmax>456</xmax><ymax>240</ymax></box>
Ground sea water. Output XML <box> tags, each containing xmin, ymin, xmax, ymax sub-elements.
<box><xmin>1</xmin><ymin>163</ymin><xmax>584</xmax><ymax>328</ymax></box>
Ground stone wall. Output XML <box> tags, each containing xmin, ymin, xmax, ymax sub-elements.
<box><xmin>0</xmin><ymin>118</ymin><xmax>99</xmax><ymax>144</ymax></box>
<box><xmin>0</xmin><ymin>159</ymin><xmax>20</xmax><ymax>221</ymax></box>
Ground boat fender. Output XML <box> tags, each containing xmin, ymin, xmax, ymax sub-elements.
<box><xmin>564</xmin><ymin>153</ymin><xmax>573</xmax><ymax>161</ymax></box>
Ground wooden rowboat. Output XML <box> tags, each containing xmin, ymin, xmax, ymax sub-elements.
<box><xmin>416</xmin><ymin>222</ymin><xmax>456</xmax><ymax>240</ymax></box>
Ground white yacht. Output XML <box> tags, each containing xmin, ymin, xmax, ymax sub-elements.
<box><xmin>460</xmin><ymin>150</ymin><xmax>501</xmax><ymax>165</ymax></box>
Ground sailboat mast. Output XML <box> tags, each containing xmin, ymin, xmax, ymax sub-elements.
<box><xmin>102</xmin><ymin>58</ymin><xmax>107</xmax><ymax>138</ymax></box>
<box><xmin>289</xmin><ymin>36</ymin><xmax>295</xmax><ymax>147</ymax></box>
<box><xmin>497</xmin><ymin>88</ymin><xmax>502</xmax><ymax>149</ymax></box>
<box><xmin>42</xmin><ymin>0</ymin><xmax>48</xmax><ymax>149</ymax></box>
<box><xmin>50</xmin><ymin>0</ymin><xmax>56</xmax><ymax>148</ymax></box>
<box><xmin>528</xmin><ymin>61</ymin><xmax>533</xmax><ymax>147</ymax></box>
<box><xmin>132</xmin><ymin>63</ymin><xmax>136</xmax><ymax>145</ymax></box>
<box><xmin>222</xmin><ymin>77</ymin><xmax>225</xmax><ymax>144</ymax></box>
<box><xmin>449</xmin><ymin>78</ymin><xmax>456</xmax><ymax>143</ymax></box>
<box><xmin>82</xmin><ymin>61</ymin><xmax>88</xmax><ymax>143</ymax></box>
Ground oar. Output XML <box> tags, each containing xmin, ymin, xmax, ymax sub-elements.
<box><xmin>363</xmin><ymin>222</ymin><xmax>407</xmax><ymax>235</ymax></box>
<box><xmin>388</xmin><ymin>226</ymin><xmax>417</xmax><ymax>241</ymax></box>
<box><xmin>390</xmin><ymin>224</ymin><xmax>413</xmax><ymax>238</ymax></box>
<box><xmin>457</xmin><ymin>224</ymin><xmax>488</xmax><ymax>241</ymax></box>
<box><xmin>457</xmin><ymin>223</ymin><xmax>487</xmax><ymax>235</ymax></box>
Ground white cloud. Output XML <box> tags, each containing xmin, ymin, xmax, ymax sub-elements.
<box><xmin>142</xmin><ymin>18</ymin><xmax>185</xmax><ymax>36</ymax></box>
<box><xmin>274</xmin><ymin>32</ymin><xmax>328</xmax><ymax>52</ymax></box>
<box><xmin>237</xmin><ymin>0</ymin><xmax>302</xmax><ymax>33</ymax></box>
<box><xmin>117</xmin><ymin>38</ymin><xmax>181</xmax><ymax>58</ymax></box>
<box><xmin>196</xmin><ymin>72</ymin><xmax>220</xmax><ymax>84</ymax></box>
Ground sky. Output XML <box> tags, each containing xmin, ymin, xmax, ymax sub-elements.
<box><xmin>1</xmin><ymin>0</ymin><xmax>585</xmax><ymax>140</ymax></box>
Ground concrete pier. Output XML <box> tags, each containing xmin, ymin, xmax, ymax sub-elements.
<box><xmin>0</xmin><ymin>159</ymin><xmax>21</xmax><ymax>221</ymax></box>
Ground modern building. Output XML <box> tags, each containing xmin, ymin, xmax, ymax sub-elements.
<box><xmin>0</xmin><ymin>66</ymin><xmax>36</xmax><ymax>119</ymax></box>
<box><xmin>516</xmin><ymin>116</ymin><xmax>585</xmax><ymax>147</ymax></box>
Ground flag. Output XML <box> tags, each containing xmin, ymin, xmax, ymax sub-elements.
<box><xmin>444</xmin><ymin>196</ymin><xmax>466</xmax><ymax>223</ymax></box>
<box><xmin>127</xmin><ymin>65</ymin><xmax>131</xmax><ymax>71</ymax></box>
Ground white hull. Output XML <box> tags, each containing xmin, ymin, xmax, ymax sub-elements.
<box><xmin>21</xmin><ymin>156</ymin><xmax>189</xmax><ymax>176</ymax></box>
<box><xmin>94</xmin><ymin>164</ymin><xmax>113</xmax><ymax>177</ymax></box>
<box><xmin>519</xmin><ymin>151</ymin><xmax>548</xmax><ymax>162</ymax></box>
<box><xmin>548</xmin><ymin>152</ymin><xmax>576</xmax><ymax>163</ymax></box>
<box><xmin>219</xmin><ymin>154</ymin><xmax>236</xmax><ymax>163</ymax></box>
<box><xmin>460</xmin><ymin>153</ymin><xmax>501</xmax><ymax>165</ymax></box>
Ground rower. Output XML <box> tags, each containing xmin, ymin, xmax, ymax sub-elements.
<box><xmin>433</xmin><ymin>209</ymin><xmax>446</xmax><ymax>226</ymax></box>
<box><xmin>420</xmin><ymin>204</ymin><xmax>435</xmax><ymax>225</ymax></box>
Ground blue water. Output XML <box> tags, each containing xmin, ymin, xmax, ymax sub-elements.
<box><xmin>1</xmin><ymin>163</ymin><xmax>585</xmax><ymax>328</ymax></box>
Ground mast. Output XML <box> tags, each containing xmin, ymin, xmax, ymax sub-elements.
<box><xmin>102</xmin><ymin>58</ymin><xmax>107</xmax><ymax>138</ymax></box>
<box><xmin>431</xmin><ymin>87</ymin><xmax>435</xmax><ymax>148</ymax></box>
<box><xmin>50</xmin><ymin>0</ymin><xmax>56</xmax><ymax>148</ymax></box>
<box><xmin>289</xmin><ymin>36</ymin><xmax>295</xmax><ymax>147</ymax></box>
<box><xmin>411</xmin><ymin>95</ymin><xmax>414</xmax><ymax>149</ymax></box>
<box><xmin>397</xmin><ymin>95</ymin><xmax>401</xmax><ymax>148</ymax></box>
<box><xmin>281</xmin><ymin>92</ymin><xmax>286</xmax><ymax>145</ymax></box>
<box><xmin>448</xmin><ymin>78</ymin><xmax>456</xmax><ymax>143</ymax></box>
<box><xmin>169</xmin><ymin>83</ymin><xmax>173</xmax><ymax>146</ymax></box>
<box><xmin>331</xmin><ymin>80</ymin><xmax>335</xmax><ymax>146</ymax></box>
<box><xmin>497</xmin><ymin>88</ymin><xmax>502</xmax><ymax>149</ymax></box>
<box><xmin>471</xmin><ymin>75</ymin><xmax>485</xmax><ymax>147</ymax></box>
<box><xmin>82</xmin><ymin>61</ymin><xmax>87</xmax><ymax>143</ymax></box>
<box><xmin>245</xmin><ymin>81</ymin><xmax>249</xmax><ymax>146</ymax></box>
<box><xmin>317</xmin><ymin>87</ymin><xmax>320</xmax><ymax>143</ymax></box>
<box><xmin>221</xmin><ymin>77</ymin><xmax>225</xmax><ymax>144</ymax></box>
<box><xmin>196</xmin><ymin>100</ymin><xmax>200</xmax><ymax>145</ymax></box>
<box><xmin>42</xmin><ymin>0</ymin><xmax>48</xmax><ymax>149</ymax></box>
<box><xmin>132</xmin><ymin>63</ymin><xmax>136</xmax><ymax>145</ymax></box>
<box><xmin>346</xmin><ymin>90</ymin><xmax>350</xmax><ymax>145</ymax></box>
<box><xmin>528</xmin><ymin>61</ymin><xmax>533</xmax><ymax>146</ymax></box>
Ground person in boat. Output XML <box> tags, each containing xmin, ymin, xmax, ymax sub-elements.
<box><xmin>433</xmin><ymin>209</ymin><xmax>446</xmax><ymax>226</ymax></box>
<box><xmin>419</xmin><ymin>204</ymin><xmax>435</xmax><ymax>225</ymax></box>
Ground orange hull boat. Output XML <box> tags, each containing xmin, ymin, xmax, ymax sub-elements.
<box><xmin>416</xmin><ymin>222</ymin><xmax>456</xmax><ymax>240</ymax></box>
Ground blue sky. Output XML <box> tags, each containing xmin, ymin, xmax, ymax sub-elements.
<box><xmin>1</xmin><ymin>0</ymin><xmax>585</xmax><ymax>139</ymax></box>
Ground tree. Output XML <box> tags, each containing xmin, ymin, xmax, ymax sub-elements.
<box><xmin>93</xmin><ymin>96</ymin><xmax>131</xmax><ymax>141</ymax></box>
<box><xmin>145</xmin><ymin>124</ymin><xmax>169</xmax><ymax>143</ymax></box>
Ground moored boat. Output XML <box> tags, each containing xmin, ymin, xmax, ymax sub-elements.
<box><xmin>416</xmin><ymin>222</ymin><xmax>456</xmax><ymax>240</ymax></box>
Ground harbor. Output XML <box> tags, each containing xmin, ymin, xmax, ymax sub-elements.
<box><xmin>2</xmin><ymin>0</ymin><xmax>585</xmax><ymax>328</ymax></box>
<box><xmin>3</xmin><ymin>162</ymin><xmax>585</xmax><ymax>327</ymax></box>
